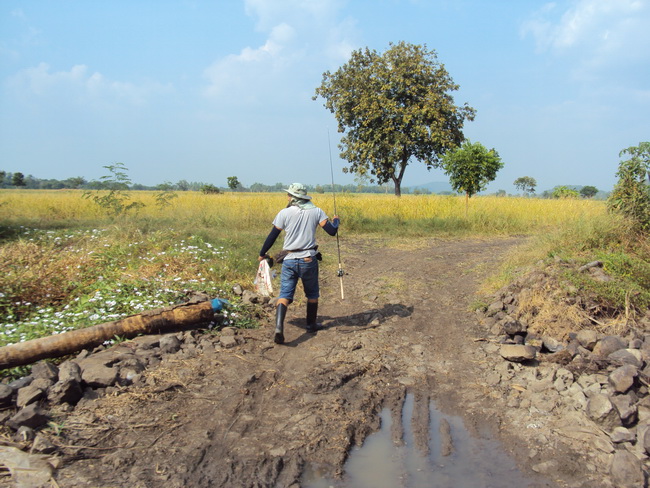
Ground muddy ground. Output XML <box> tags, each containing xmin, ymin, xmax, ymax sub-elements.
<box><xmin>19</xmin><ymin>237</ymin><xmax>604</xmax><ymax>487</ymax></box>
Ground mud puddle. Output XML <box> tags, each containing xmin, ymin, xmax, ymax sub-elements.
<box><xmin>303</xmin><ymin>393</ymin><xmax>536</xmax><ymax>488</ymax></box>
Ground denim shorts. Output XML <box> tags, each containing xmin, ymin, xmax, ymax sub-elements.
<box><xmin>279</xmin><ymin>257</ymin><xmax>320</xmax><ymax>301</ymax></box>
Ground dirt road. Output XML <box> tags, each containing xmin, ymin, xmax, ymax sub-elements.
<box><xmin>49</xmin><ymin>237</ymin><xmax>592</xmax><ymax>487</ymax></box>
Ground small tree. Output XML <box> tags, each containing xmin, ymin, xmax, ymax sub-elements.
<box><xmin>579</xmin><ymin>185</ymin><xmax>599</xmax><ymax>199</ymax></box>
<box><xmin>200</xmin><ymin>184</ymin><xmax>221</xmax><ymax>194</ymax></box>
<box><xmin>442</xmin><ymin>140</ymin><xmax>503</xmax><ymax>216</ymax></box>
<box><xmin>608</xmin><ymin>142</ymin><xmax>650</xmax><ymax>231</ymax></box>
<box><xmin>154</xmin><ymin>182</ymin><xmax>178</xmax><ymax>208</ymax></box>
<box><xmin>227</xmin><ymin>176</ymin><xmax>241</xmax><ymax>191</ymax></box>
<box><xmin>513</xmin><ymin>176</ymin><xmax>537</xmax><ymax>196</ymax></box>
<box><xmin>82</xmin><ymin>163</ymin><xmax>144</xmax><ymax>217</ymax></box>
<box><xmin>551</xmin><ymin>186</ymin><xmax>580</xmax><ymax>199</ymax></box>
<box><xmin>12</xmin><ymin>172</ymin><xmax>25</xmax><ymax>187</ymax></box>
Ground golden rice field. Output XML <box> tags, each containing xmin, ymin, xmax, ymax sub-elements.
<box><xmin>0</xmin><ymin>189</ymin><xmax>607</xmax><ymax>236</ymax></box>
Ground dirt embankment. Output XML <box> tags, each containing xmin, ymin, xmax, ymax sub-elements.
<box><xmin>2</xmin><ymin>237</ymin><xmax>611</xmax><ymax>487</ymax></box>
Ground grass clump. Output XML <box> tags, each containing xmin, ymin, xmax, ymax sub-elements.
<box><xmin>483</xmin><ymin>214</ymin><xmax>650</xmax><ymax>337</ymax></box>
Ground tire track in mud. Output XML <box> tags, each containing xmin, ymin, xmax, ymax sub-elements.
<box><xmin>54</xmin><ymin>236</ymin><xmax>557</xmax><ymax>488</ymax></box>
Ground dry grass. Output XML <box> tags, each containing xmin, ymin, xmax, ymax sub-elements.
<box><xmin>0</xmin><ymin>190</ymin><xmax>606</xmax><ymax>236</ymax></box>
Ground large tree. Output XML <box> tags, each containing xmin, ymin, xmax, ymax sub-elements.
<box><xmin>314</xmin><ymin>42</ymin><xmax>475</xmax><ymax>196</ymax></box>
<box><xmin>442</xmin><ymin>140</ymin><xmax>503</xmax><ymax>216</ymax></box>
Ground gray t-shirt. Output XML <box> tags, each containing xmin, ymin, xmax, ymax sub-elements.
<box><xmin>273</xmin><ymin>206</ymin><xmax>328</xmax><ymax>260</ymax></box>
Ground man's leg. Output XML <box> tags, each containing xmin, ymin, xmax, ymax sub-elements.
<box><xmin>275</xmin><ymin>298</ymin><xmax>289</xmax><ymax>344</ymax></box>
<box><xmin>301</xmin><ymin>258</ymin><xmax>321</xmax><ymax>333</ymax></box>
<box><xmin>276</xmin><ymin>261</ymin><xmax>298</xmax><ymax>344</ymax></box>
<box><xmin>306</xmin><ymin>298</ymin><xmax>319</xmax><ymax>333</ymax></box>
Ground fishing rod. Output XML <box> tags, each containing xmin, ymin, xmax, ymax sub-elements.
<box><xmin>328</xmin><ymin>129</ymin><xmax>345</xmax><ymax>300</ymax></box>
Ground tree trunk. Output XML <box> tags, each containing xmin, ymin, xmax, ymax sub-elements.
<box><xmin>0</xmin><ymin>300</ymin><xmax>216</xmax><ymax>369</ymax></box>
<box><xmin>393</xmin><ymin>156</ymin><xmax>408</xmax><ymax>197</ymax></box>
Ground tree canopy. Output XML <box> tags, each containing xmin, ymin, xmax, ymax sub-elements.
<box><xmin>579</xmin><ymin>185</ymin><xmax>598</xmax><ymax>198</ymax></box>
<box><xmin>442</xmin><ymin>140</ymin><xmax>503</xmax><ymax>215</ymax></box>
<box><xmin>513</xmin><ymin>176</ymin><xmax>537</xmax><ymax>196</ymax></box>
<box><xmin>314</xmin><ymin>41</ymin><xmax>475</xmax><ymax>197</ymax></box>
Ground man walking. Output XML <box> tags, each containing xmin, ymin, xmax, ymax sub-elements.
<box><xmin>259</xmin><ymin>183</ymin><xmax>339</xmax><ymax>344</ymax></box>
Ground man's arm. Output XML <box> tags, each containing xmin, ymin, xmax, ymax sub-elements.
<box><xmin>259</xmin><ymin>226</ymin><xmax>282</xmax><ymax>259</ymax></box>
<box><xmin>320</xmin><ymin>216</ymin><xmax>339</xmax><ymax>236</ymax></box>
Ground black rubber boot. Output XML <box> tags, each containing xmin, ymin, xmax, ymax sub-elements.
<box><xmin>306</xmin><ymin>301</ymin><xmax>319</xmax><ymax>333</ymax></box>
<box><xmin>274</xmin><ymin>303</ymin><xmax>287</xmax><ymax>344</ymax></box>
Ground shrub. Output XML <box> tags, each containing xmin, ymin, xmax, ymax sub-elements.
<box><xmin>608</xmin><ymin>142</ymin><xmax>650</xmax><ymax>231</ymax></box>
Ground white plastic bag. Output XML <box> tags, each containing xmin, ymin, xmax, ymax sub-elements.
<box><xmin>254</xmin><ymin>259</ymin><xmax>274</xmax><ymax>296</ymax></box>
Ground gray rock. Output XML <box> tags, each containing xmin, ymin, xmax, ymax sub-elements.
<box><xmin>553</xmin><ymin>368</ymin><xmax>574</xmax><ymax>392</ymax></box>
<box><xmin>638</xmin><ymin>396</ymin><xmax>650</xmax><ymax>422</ymax></box>
<box><xmin>586</xmin><ymin>394</ymin><xmax>620</xmax><ymax>429</ymax></box>
<box><xmin>501</xmin><ymin>316</ymin><xmax>526</xmax><ymax>335</ymax></box>
<box><xmin>241</xmin><ymin>289</ymin><xmax>261</xmax><ymax>304</ymax></box>
<box><xmin>14</xmin><ymin>426</ymin><xmax>35</xmax><ymax>442</ymax></box>
<box><xmin>608</xmin><ymin>364</ymin><xmax>639</xmax><ymax>394</ymax></box>
<box><xmin>31</xmin><ymin>377</ymin><xmax>54</xmax><ymax>390</ymax></box>
<box><xmin>592</xmin><ymin>335</ymin><xmax>627</xmax><ymax>357</ymax></box>
<box><xmin>629</xmin><ymin>338</ymin><xmax>643</xmax><ymax>349</ymax></box>
<box><xmin>81</xmin><ymin>362</ymin><xmax>118</xmax><ymax>388</ymax></box>
<box><xmin>608</xmin><ymin>348</ymin><xmax>643</xmax><ymax>368</ymax></box>
<box><xmin>7</xmin><ymin>403</ymin><xmax>49</xmax><ymax>430</ymax></box>
<box><xmin>576</xmin><ymin>329</ymin><xmax>599</xmax><ymax>350</ymax></box>
<box><xmin>644</xmin><ymin>427</ymin><xmax>650</xmax><ymax>455</ymax></box>
<box><xmin>542</xmin><ymin>336</ymin><xmax>564</xmax><ymax>353</ymax></box>
<box><xmin>0</xmin><ymin>384</ymin><xmax>14</xmax><ymax>407</ymax></box>
<box><xmin>32</xmin><ymin>433</ymin><xmax>57</xmax><ymax>454</ymax></box>
<box><xmin>16</xmin><ymin>384</ymin><xmax>45</xmax><ymax>408</ymax></box>
<box><xmin>232</xmin><ymin>284</ymin><xmax>244</xmax><ymax>296</ymax></box>
<box><xmin>610</xmin><ymin>426</ymin><xmax>635</xmax><ymax>443</ymax></box>
<box><xmin>159</xmin><ymin>335</ymin><xmax>182</xmax><ymax>354</ymax></box>
<box><xmin>528</xmin><ymin>377</ymin><xmax>554</xmax><ymax>393</ymax></box>
<box><xmin>531</xmin><ymin>460</ymin><xmax>558</xmax><ymax>474</ymax></box>
<box><xmin>30</xmin><ymin>361</ymin><xmax>59</xmax><ymax>381</ymax></box>
<box><xmin>500</xmin><ymin>344</ymin><xmax>536</xmax><ymax>362</ymax></box>
<box><xmin>486</xmin><ymin>301</ymin><xmax>504</xmax><ymax>317</ymax></box>
<box><xmin>564</xmin><ymin>383</ymin><xmax>588</xmax><ymax>410</ymax></box>
<box><xmin>48</xmin><ymin>378</ymin><xmax>83</xmax><ymax>405</ymax></box>
<box><xmin>58</xmin><ymin>361</ymin><xmax>82</xmax><ymax>383</ymax></box>
<box><xmin>609</xmin><ymin>450</ymin><xmax>645</xmax><ymax>488</ymax></box>
<box><xmin>130</xmin><ymin>335</ymin><xmax>161</xmax><ymax>350</ymax></box>
<box><xmin>220</xmin><ymin>335</ymin><xmax>238</xmax><ymax>349</ymax></box>
<box><xmin>578</xmin><ymin>260</ymin><xmax>603</xmax><ymax>272</ymax></box>
<box><xmin>8</xmin><ymin>376</ymin><xmax>33</xmax><ymax>390</ymax></box>
<box><xmin>610</xmin><ymin>394</ymin><xmax>638</xmax><ymax>426</ymax></box>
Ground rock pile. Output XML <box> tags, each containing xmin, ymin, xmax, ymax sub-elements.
<box><xmin>0</xmin><ymin>323</ymin><xmax>245</xmax><ymax>452</ymax></box>
<box><xmin>478</xmin><ymin>265</ymin><xmax>650</xmax><ymax>488</ymax></box>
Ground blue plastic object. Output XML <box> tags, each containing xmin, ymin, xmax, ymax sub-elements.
<box><xmin>211</xmin><ymin>298</ymin><xmax>230</xmax><ymax>312</ymax></box>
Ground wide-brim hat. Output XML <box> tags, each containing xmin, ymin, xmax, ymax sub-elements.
<box><xmin>284</xmin><ymin>182</ymin><xmax>312</xmax><ymax>200</ymax></box>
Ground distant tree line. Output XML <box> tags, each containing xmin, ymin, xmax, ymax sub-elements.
<box><xmin>1</xmin><ymin>169</ymin><xmax>608</xmax><ymax>198</ymax></box>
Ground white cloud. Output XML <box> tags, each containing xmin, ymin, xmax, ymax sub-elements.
<box><xmin>522</xmin><ymin>0</ymin><xmax>646</xmax><ymax>50</ymax></box>
<box><xmin>203</xmin><ymin>0</ymin><xmax>356</xmax><ymax>102</ymax></box>
<box><xmin>521</xmin><ymin>0</ymin><xmax>650</xmax><ymax>85</ymax></box>
<box><xmin>7</xmin><ymin>63</ymin><xmax>172</xmax><ymax>106</ymax></box>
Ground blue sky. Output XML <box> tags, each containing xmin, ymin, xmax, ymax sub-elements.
<box><xmin>1</xmin><ymin>0</ymin><xmax>649</xmax><ymax>193</ymax></box>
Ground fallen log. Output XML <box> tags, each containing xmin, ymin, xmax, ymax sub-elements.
<box><xmin>0</xmin><ymin>300</ymin><xmax>220</xmax><ymax>370</ymax></box>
